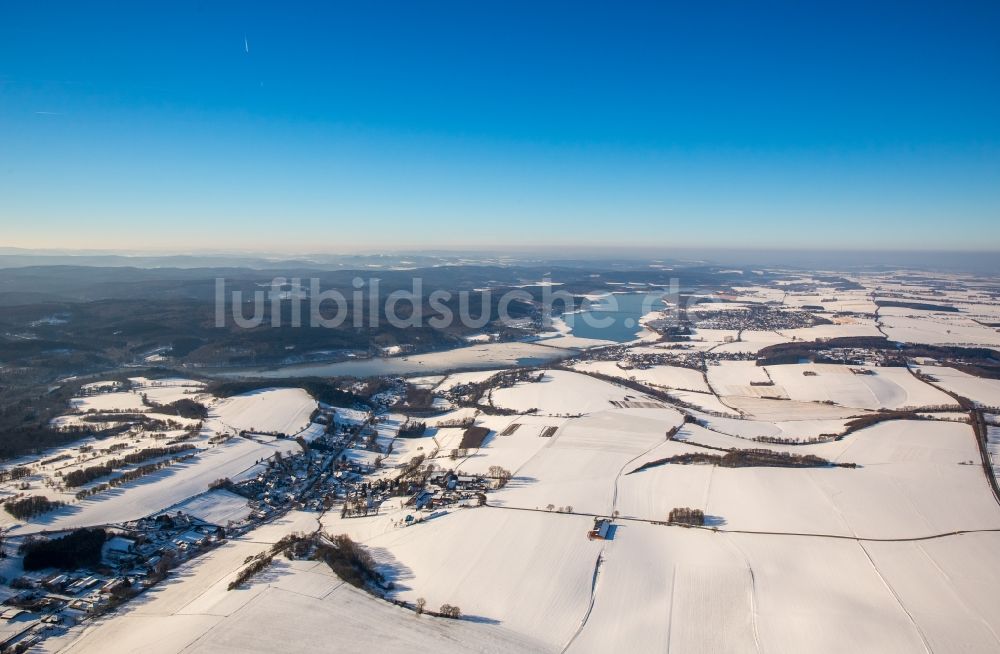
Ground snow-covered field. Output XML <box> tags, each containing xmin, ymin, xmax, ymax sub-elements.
<box><xmin>210</xmin><ymin>387</ymin><xmax>317</xmax><ymax>434</ymax></box>
<box><xmin>915</xmin><ymin>365</ymin><xmax>1000</xmax><ymax>408</ymax></box>
<box><xmin>70</xmin><ymin>392</ymin><xmax>149</xmax><ymax>412</ymax></box>
<box><xmin>763</xmin><ymin>363</ymin><xmax>959</xmax><ymax>410</ymax></box>
<box><xmin>709</xmin><ymin>329</ymin><xmax>790</xmax><ymax>355</ymax></box>
<box><xmin>433</xmin><ymin>369</ymin><xmax>505</xmax><ymax>392</ymax></box>
<box><xmin>167</xmin><ymin>489</ymin><xmax>252</xmax><ymax>526</ymax></box>
<box><xmin>489</xmin><ymin>370</ymin><xmax>658</xmax><ymax>415</ymax></box>
<box><xmin>488</xmin><ymin>407</ymin><xmax>685</xmax><ymax>514</ymax></box>
<box><xmin>707</xmin><ymin>360</ymin><xmax>782</xmax><ymax>397</ymax></box>
<box><xmin>454</xmin><ymin>414</ymin><xmax>568</xmax><ymax>476</ymax></box>
<box><xmin>882</xmin><ymin>313</ymin><xmax>1000</xmax><ymax>349</ymax></box>
<box><xmin>667</xmin><ymin>389</ymin><xmax>741</xmax><ymax>416</ymax></box>
<box><xmin>778</xmin><ymin>321</ymin><xmax>884</xmax><ymax>341</ymax></box>
<box><xmin>48</xmin><ymin>512</ymin><xmax>545</xmax><ymax>654</ymax></box>
<box><xmin>571</xmin><ymin>360</ymin><xmax>710</xmax><ymax>392</ymax></box>
<box><xmin>365</xmin><ymin>508</ymin><xmax>599</xmax><ymax>649</ymax></box>
<box><xmin>625</xmin><ymin>419</ymin><xmax>1000</xmax><ymax>539</ymax></box>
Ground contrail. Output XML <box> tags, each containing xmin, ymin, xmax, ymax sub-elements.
<box><xmin>244</xmin><ymin>35</ymin><xmax>249</xmax><ymax>53</ymax></box>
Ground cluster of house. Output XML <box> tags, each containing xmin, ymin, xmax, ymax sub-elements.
<box><xmin>579</xmin><ymin>346</ymin><xmax>704</xmax><ymax>371</ymax></box>
<box><xmin>235</xmin><ymin>447</ymin><xmax>376</xmax><ymax>519</ymax></box>
<box><xmin>693</xmin><ymin>305</ymin><xmax>822</xmax><ymax>332</ymax></box>
<box><xmin>810</xmin><ymin>347</ymin><xmax>892</xmax><ymax>366</ymax></box>
<box><xmin>122</xmin><ymin>513</ymin><xmax>227</xmax><ymax>561</ymax></box>
<box><xmin>404</xmin><ymin>472</ymin><xmax>489</xmax><ymax>511</ymax></box>
<box><xmin>0</xmin><ymin>513</ymin><xmax>227</xmax><ymax>651</ymax></box>
<box><xmin>0</xmin><ymin>409</ymin><xmax>376</xmax><ymax>652</ymax></box>
<box><xmin>74</xmin><ymin>381</ymin><xmax>126</xmax><ymax>397</ymax></box>
<box><xmin>339</xmin><ymin>473</ymin><xmax>425</xmax><ymax>518</ymax></box>
<box><xmin>221</xmin><ymin>412</ymin><xmax>374</xmax><ymax>518</ymax></box>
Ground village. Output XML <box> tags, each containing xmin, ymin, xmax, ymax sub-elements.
<box><xmin>0</xmin><ymin>397</ymin><xmax>503</xmax><ymax>652</ymax></box>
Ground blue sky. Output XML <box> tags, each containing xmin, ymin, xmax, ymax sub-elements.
<box><xmin>1</xmin><ymin>1</ymin><xmax>998</xmax><ymax>252</ymax></box>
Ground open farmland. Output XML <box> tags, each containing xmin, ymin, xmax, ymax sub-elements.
<box><xmin>5</xmin><ymin>265</ymin><xmax>1000</xmax><ymax>654</ymax></box>
<box><xmin>488</xmin><ymin>369</ymin><xmax>662</xmax><ymax>415</ymax></box>
<box><xmin>763</xmin><ymin>363</ymin><xmax>959</xmax><ymax>410</ymax></box>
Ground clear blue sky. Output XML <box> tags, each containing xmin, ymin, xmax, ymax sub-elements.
<box><xmin>1</xmin><ymin>1</ymin><xmax>998</xmax><ymax>252</ymax></box>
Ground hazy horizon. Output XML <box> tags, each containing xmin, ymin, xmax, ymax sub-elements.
<box><xmin>2</xmin><ymin>244</ymin><xmax>999</xmax><ymax>274</ymax></box>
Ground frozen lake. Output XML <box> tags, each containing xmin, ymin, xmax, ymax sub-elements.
<box><xmin>564</xmin><ymin>292</ymin><xmax>666</xmax><ymax>342</ymax></box>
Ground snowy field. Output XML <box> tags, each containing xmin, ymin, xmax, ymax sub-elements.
<box><xmin>882</xmin><ymin>313</ymin><xmax>1000</xmax><ymax>349</ymax></box>
<box><xmin>167</xmin><ymin>489</ymin><xmax>252</xmax><ymax>525</ymax></box>
<box><xmin>365</xmin><ymin>508</ymin><xmax>600</xmax><ymax>649</ymax></box>
<box><xmin>623</xmin><ymin>419</ymin><xmax>1000</xmax><ymax>538</ymax></box>
<box><xmin>47</xmin><ymin>512</ymin><xmax>545</xmax><ymax>654</ymax></box>
<box><xmin>571</xmin><ymin>360</ymin><xmax>710</xmax><ymax>392</ymax></box>
<box><xmin>488</xmin><ymin>407</ymin><xmax>685</xmax><ymax>514</ymax></box>
<box><xmin>915</xmin><ymin>365</ymin><xmax>1000</xmax><ymax>408</ymax></box>
<box><xmin>210</xmin><ymin>387</ymin><xmax>317</xmax><ymax>434</ymax></box>
<box><xmin>489</xmin><ymin>370</ymin><xmax>658</xmax><ymax>415</ymax></box>
<box><xmin>433</xmin><ymin>369</ymin><xmax>505</xmax><ymax>392</ymax></box>
<box><xmin>763</xmin><ymin>363</ymin><xmax>959</xmax><ymax>410</ymax></box>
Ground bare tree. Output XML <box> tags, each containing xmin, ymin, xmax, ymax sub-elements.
<box><xmin>439</xmin><ymin>604</ymin><xmax>461</xmax><ymax>619</ymax></box>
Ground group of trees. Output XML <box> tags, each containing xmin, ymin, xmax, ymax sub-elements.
<box><xmin>414</xmin><ymin>597</ymin><xmax>461</xmax><ymax>619</ymax></box>
<box><xmin>545</xmin><ymin>504</ymin><xmax>575</xmax><ymax>513</ymax></box>
<box><xmin>21</xmin><ymin>528</ymin><xmax>107</xmax><ymax>571</ymax></box>
<box><xmin>4</xmin><ymin>495</ymin><xmax>64</xmax><ymax>520</ymax></box>
<box><xmin>228</xmin><ymin>549</ymin><xmax>276</xmax><ymax>590</ymax></box>
<box><xmin>398</xmin><ymin>420</ymin><xmax>427</xmax><ymax>437</ymax></box>
<box><xmin>0</xmin><ymin>381</ymin><xmax>88</xmax><ymax>460</ymax></box>
<box><xmin>630</xmin><ymin>452</ymin><xmax>721</xmax><ymax>473</ymax></box>
<box><xmin>141</xmin><ymin>395</ymin><xmax>209</xmax><ymax>419</ymax></box>
<box><xmin>719</xmin><ymin>449</ymin><xmax>848</xmax><ymax>469</ymax></box>
<box><xmin>667</xmin><ymin>507</ymin><xmax>705</xmax><ymax>526</ymax></box>
<box><xmin>363</xmin><ymin>430</ymin><xmax>381</xmax><ymax>452</ymax></box>
<box><xmin>62</xmin><ymin>444</ymin><xmax>196</xmax><ymax>487</ymax></box>
<box><xmin>436</xmin><ymin>417</ymin><xmax>475</xmax><ymax>429</ymax></box>
<box><xmin>315</xmin><ymin>534</ymin><xmax>384</xmax><ymax>590</ymax></box>
<box><xmin>459</xmin><ymin>426</ymin><xmax>490</xmax><ymax>449</ymax></box>
<box><xmin>438</xmin><ymin>604</ymin><xmax>462</xmax><ymax>619</ymax></box>
<box><xmin>73</xmin><ymin>453</ymin><xmax>197</xmax><ymax>500</ymax></box>
<box><xmin>754</xmin><ymin>434</ymin><xmax>836</xmax><ymax>446</ymax></box>
<box><xmin>487</xmin><ymin>465</ymin><xmax>512</xmax><ymax>488</ymax></box>
<box><xmin>398</xmin><ymin>454</ymin><xmax>426</xmax><ymax>480</ymax></box>
<box><xmin>630</xmin><ymin>447</ymin><xmax>847</xmax><ymax>474</ymax></box>
<box><xmin>0</xmin><ymin>466</ymin><xmax>32</xmax><ymax>483</ymax></box>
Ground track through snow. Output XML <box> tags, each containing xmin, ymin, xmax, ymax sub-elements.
<box><xmin>719</xmin><ymin>535</ymin><xmax>763</xmax><ymax>654</ymax></box>
<box><xmin>858</xmin><ymin>541</ymin><xmax>932</xmax><ymax>653</ymax></box>
<box><xmin>561</xmin><ymin>415</ymin><xmax>672</xmax><ymax>651</ymax></box>
<box><xmin>561</xmin><ymin>553</ymin><xmax>604</xmax><ymax>653</ymax></box>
